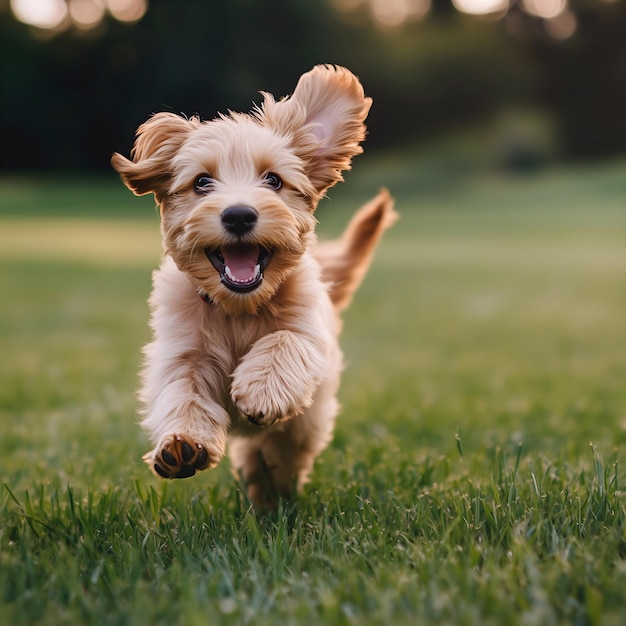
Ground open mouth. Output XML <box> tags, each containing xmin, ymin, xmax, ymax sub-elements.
<box><xmin>205</xmin><ymin>244</ymin><xmax>273</xmax><ymax>293</ymax></box>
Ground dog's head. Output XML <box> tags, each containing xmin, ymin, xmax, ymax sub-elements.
<box><xmin>112</xmin><ymin>65</ymin><xmax>371</xmax><ymax>314</ymax></box>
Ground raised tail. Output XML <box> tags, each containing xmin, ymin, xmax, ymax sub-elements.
<box><xmin>315</xmin><ymin>189</ymin><xmax>397</xmax><ymax>312</ymax></box>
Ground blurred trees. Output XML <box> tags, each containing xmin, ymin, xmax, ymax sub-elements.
<box><xmin>1</xmin><ymin>0</ymin><xmax>625</xmax><ymax>171</ymax></box>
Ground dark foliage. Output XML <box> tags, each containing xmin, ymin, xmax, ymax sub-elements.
<box><xmin>1</xmin><ymin>0</ymin><xmax>625</xmax><ymax>170</ymax></box>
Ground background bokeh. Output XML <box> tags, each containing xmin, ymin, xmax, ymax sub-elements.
<box><xmin>2</xmin><ymin>0</ymin><xmax>625</xmax><ymax>172</ymax></box>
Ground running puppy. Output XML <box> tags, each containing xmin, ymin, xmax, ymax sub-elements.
<box><xmin>112</xmin><ymin>65</ymin><xmax>396</xmax><ymax>508</ymax></box>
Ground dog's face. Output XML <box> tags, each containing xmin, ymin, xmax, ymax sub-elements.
<box><xmin>112</xmin><ymin>65</ymin><xmax>371</xmax><ymax>314</ymax></box>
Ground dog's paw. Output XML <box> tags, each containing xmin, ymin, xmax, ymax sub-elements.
<box><xmin>230</xmin><ymin>331</ymin><xmax>318</xmax><ymax>426</ymax></box>
<box><xmin>231</xmin><ymin>381</ymin><xmax>306</xmax><ymax>427</ymax></box>
<box><xmin>144</xmin><ymin>435</ymin><xmax>211</xmax><ymax>479</ymax></box>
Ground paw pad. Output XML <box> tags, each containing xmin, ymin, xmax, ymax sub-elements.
<box><xmin>149</xmin><ymin>435</ymin><xmax>210</xmax><ymax>479</ymax></box>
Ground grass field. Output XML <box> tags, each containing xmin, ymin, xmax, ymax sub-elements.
<box><xmin>1</xmin><ymin>154</ymin><xmax>625</xmax><ymax>625</ymax></box>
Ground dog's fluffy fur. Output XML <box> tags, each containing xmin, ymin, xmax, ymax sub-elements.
<box><xmin>112</xmin><ymin>65</ymin><xmax>396</xmax><ymax>508</ymax></box>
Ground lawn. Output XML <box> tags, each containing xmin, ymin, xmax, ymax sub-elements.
<box><xmin>1</xmin><ymin>154</ymin><xmax>625</xmax><ymax>625</ymax></box>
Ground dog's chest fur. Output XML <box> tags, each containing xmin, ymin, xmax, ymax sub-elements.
<box><xmin>150</xmin><ymin>253</ymin><xmax>337</xmax><ymax>404</ymax></box>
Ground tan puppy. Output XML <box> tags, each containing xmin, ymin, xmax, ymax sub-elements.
<box><xmin>112</xmin><ymin>65</ymin><xmax>396</xmax><ymax>508</ymax></box>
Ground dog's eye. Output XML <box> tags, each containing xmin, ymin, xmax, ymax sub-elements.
<box><xmin>194</xmin><ymin>174</ymin><xmax>215</xmax><ymax>194</ymax></box>
<box><xmin>263</xmin><ymin>172</ymin><xmax>282</xmax><ymax>191</ymax></box>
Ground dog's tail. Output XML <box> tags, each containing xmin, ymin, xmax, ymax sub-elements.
<box><xmin>315</xmin><ymin>188</ymin><xmax>397</xmax><ymax>312</ymax></box>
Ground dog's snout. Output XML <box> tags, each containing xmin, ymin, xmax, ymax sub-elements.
<box><xmin>221</xmin><ymin>205</ymin><xmax>258</xmax><ymax>235</ymax></box>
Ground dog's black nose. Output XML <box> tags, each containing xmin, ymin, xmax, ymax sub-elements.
<box><xmin>221</xmin><ymin>205</ymin><xmax>258</xmax><ymax>236</ymax></box>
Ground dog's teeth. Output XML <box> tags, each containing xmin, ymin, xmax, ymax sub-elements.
<box><xmin>225</xmin><ymin>266</ymin><xmax>244</xmax><ymax>283</ymax></box>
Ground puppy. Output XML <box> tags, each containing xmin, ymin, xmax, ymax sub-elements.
<box><xmin>112</xmin><ymin>65</ymin><xmax>396</xmax><ymax>508</ymax></box>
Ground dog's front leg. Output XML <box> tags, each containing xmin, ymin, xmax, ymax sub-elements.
<box><xmin>141</xmin><ymin>379</ymin><xmax>230</xmax><ymax>479</ymax></box>
<box><xmin>140</xmin><ymin>338</ymin><xmax>231</xmax><ymax>479</ymax></box>
<box><xmin>230</xmin><ymin>328</ymin><xmax>334</xmax><ymax>426</ymax></box>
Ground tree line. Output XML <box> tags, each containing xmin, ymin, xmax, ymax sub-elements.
<box><xmin>1</xmin><ymin>0</ymin><xmax>625</xmax><ymax>170</ymax></box>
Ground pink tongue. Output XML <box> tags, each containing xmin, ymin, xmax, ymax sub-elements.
<box><xmin>222</xmin><ymin>245</ymin><xmax>259</xmax><ymax>282</ymax></box>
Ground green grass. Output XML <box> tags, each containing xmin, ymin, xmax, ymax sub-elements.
<box><xmin>1</xmin><ymin>154</ymin><xmax>625</xmax><ymax>625</ymax></box>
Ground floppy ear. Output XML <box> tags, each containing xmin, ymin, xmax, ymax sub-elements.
<box><xmin>111</xmin><ymin>112</ymin><xmax>197</xmax><ymax>199</ymax></box>
<box><xmin>260</xmin><ymin>65</ymin><xmax>372</xmax><ymax>199</ymax></box>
